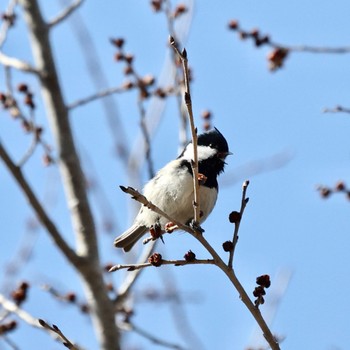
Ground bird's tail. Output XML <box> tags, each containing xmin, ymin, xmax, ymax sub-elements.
<box><xmin>114</xmin><ymin>224</ymin><xmax>148</xmax><ymax>252</ymax></box>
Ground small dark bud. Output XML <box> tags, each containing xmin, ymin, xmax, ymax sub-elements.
<box><xmin>148</xmin><ymin>252</ymin><xmax>163</xmax><ymax>267</ymax></box>
<box><xmin>122</xmin><ymin>80</ymin><xmax>134</xmax><ymax>90</ymax></box>
<box><xmin>114</xmin><ymin>52</ymin><xmax>124</xmax><ymax>61</ymax></box>
<box><xmin>65</xmin><ymin>292</ymin><xmax>76</xmax><ymax>302</ymax></box>
<box><xmin>24</xmin><ymin>95</ymin><xmax>35</xmax><ymax>109</ymax></box>
<box><xmin>17</xmin><ymin>83</ymin><xmax>28</xmax><ymax>93</ymax></box>
<box><xmin>151</xmin><ymin>0</ymin><xmax>162</xmax><ymax>12</ymax></box>
<box><xmin>80</xmin><ymin>304</ymin><xmax>89</xmax><ymax>313</ymax></box>
<box><xmin>123</xmin><ymin>65</ymin><xmax>133</xmax><ymax>75</ymax></box>
<box><xmin>154</xmin><ymin>88</ymin><xmax>166</xmax><ymax>98</ymax></box>
<box><xmin>229</xmin><ymin>211</ymin><xmax>241</xmax><ymax>224</ymax></box>
<box><xmin>184</xmin><ymin>250</ymin><xmax>196</xmax><ymax>262</ymax></box>
<box><xmin>256</xmin><ymin>274</ymin><xmax>271</xmax><ymax>288</ymax></box>
<box><xmin>253</xmin><ymin>286</ymin><xmax>266</xmax><ymax>298</ymax></box>
<box><xmin>201</xmin><ymin>110</ymin><xmax>211</xmax><ymax>120</ymax></box>
<box><xmin>319</xmin><ymin>187</ymin><xmax>331</xmax><ymax>198</ymax></box>
<box><xmin>203</xmin><ymin>121</ymin><xmax>211</xmax><ymax>131</ymax></box>
<box><xmin>0</xmin><ymin>92</ymin><xmax>7</xmax><ymax>103</ymax></box>
<box><xmin>173</xmin><ymin>4</ymin><xmax>187</xmax><ymax>18</ymax></box>
<box><xmin>222</xmin><ymin>240</ymin><xmax>234</xmax><ymax>252</ymax></box>
<box><xmin>250</xmin><ymin>28</ymin><xmax>259</xmax><ymax>38</ymax></box>
<box><xmin>335</xmin><ymin>181</ymin><xmax>346</xmax><ymax>192</ymax></box>
<box><xmin>228</xmin><ymin>20</ymin><xmax>239</xmax><ymax>30</ymax></box>
<box><xmin>182</xmin><ymin>48</ymin><xmax>187</xmax><ymax>58</ymax></box>
<box><xmin>267</xmin><ymin>48</ymin><xmax>289</xmax><ymax>71</ymax></box>
<box><xmin>239</xmin><ymin>31</ymin><xmax>248</xmax><ymax>40</ymax></box>
<box><xmin>38</xmin><ymin>319</ymin><xmax>47</xmax><ymax>327</ymax></box>
<box><xmin>124</xmin><ymin>53</ymin><xmax>134</xmax><ymax>64</ymax></box>
<box><xmin>42</xmin><ymin>153</ymin><xmax>54</xmax><ymax>166</ymax></box>
<box><xmin>110</xmin><ymin>38</ymin><xmax>125</xmax><ymax>48</ymax></box>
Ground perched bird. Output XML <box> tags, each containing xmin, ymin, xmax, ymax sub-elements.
<box><xmin>114</xmin><ymin>128</ymin><xmax>231</xmax><ymax>252</ymax></box>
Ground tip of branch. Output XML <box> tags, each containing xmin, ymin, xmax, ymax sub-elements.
<box><xmin>182</xmin><ymin>48</ymin><xmax>187</xmax><ymax>58</ymax></box>
<box><xmin>119</xmin><ymin>185</ymin><xmax>128</xmax><ymax>193</ymax></box>
<box><xmin>169</xmin><ymin>35</ymin><xmax>175</xmax><ymax>46</ymax></box>
<box><xmin>38</xmin><ymin>319</ymin><xmax>47</xmax><ymax>327</ymax></box>
<box><xmin>108</xmin><ymin>265</ymin><xmax>118</xmax><ymax>272</ymax></box>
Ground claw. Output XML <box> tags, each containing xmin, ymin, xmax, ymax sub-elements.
<box><xmin>189</xmin><ymin>219</ymin><xmax>205</xmax><ymax>233</ymax></box>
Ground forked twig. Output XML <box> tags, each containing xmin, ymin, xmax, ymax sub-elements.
<box><xmin>114</xmin><ymin>186</ymin><xmax>280</xmax><ymax>350</ymax></box>
<box><xmin>38</xmin><ymin>319</ymin><xmax>81</xmax><ymax>350</ymax></box>
<box><xmin>228</xmin><ymin>180</ymin><xmax>250</xmax><ymax>268</ymax></box>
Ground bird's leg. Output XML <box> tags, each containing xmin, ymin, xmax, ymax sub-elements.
<box><xmin>189</xmin><ymin>219</ymin><xmax>205</xmax><ymax>233</ymax></box>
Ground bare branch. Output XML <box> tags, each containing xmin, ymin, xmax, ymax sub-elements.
<box><xmin>118</xmin><ymin>184</ymin><xmax>281</xmax><ymax>350</ymax></box>
<box><xmin>228</xmin><ymin>180</ymin><xmax>250</xmax><ymax>268</ymax></box>
<box><xmin>0</xmin><ymin>51</ymin><xmax>39</xmax><ymax>74</ymax></box>
<box><xmin>323</xmin><ymin>105</ymin><xmax>350</xmax><ymax>114</ymax></box>
<box><xmin>38</xmin><ymin>319</ymin><xmax>82</xmax><ymax>350</ymax></box>
<box><xmin>13</xmin><ymin>1</ymin><xmax>120</xmax><ymax>348</ymax></box>
<box><xmin>110</xmin><ymin>258</ymin><xmax>215</xmax><ymax>272</ymax></box>
<box><xmin>0</xmin><ymin>141</ymin><xmax>78</xmax><ymax>265</ymax></box>
<box><xmin>0</xmin><ymin>293</ymin><xmax>38</xmax><ymax>328</ymax></box>
<box><xmin>120</xmin><ymin>322</ymin><xmax>186</xmax><ymax>350</ymax></box>
<box><xmin>67</xmin><ymin>86</ymin><xmax>125</xmax><ymax>110</ymax></box>
<box><xmin>116</xmin><ymin>241</ymin><xmax>156</xmax><ymax>303</ymax></box>
<box><xmin>48</xmin><ymin>0</ymin><xmax>84</xmax><ymax>28</ymax></box>
<box><xmin>0</xmin><ymin>0</ymin><xmax>18</xmax><ymax>49</ymax></box>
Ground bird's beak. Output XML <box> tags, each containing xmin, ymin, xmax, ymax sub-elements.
<box><xmin>218</xmin><ymin>151</ymin><xmax>233</xmax><ymax>160</ymax></box>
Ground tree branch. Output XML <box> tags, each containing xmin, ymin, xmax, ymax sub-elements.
<box><xmin>228</xmin><ymin>180</ymin><xmax>250</xmax><ymax>268</ymax></box>
<box><xmin>67</xmin><ymin>85</ymin><xmax>125</xmax><ymax>110</ymax></box>
<box><xmin>110</xmin><ymin>258</ymin><xmax>215</xmax><ymax>272</ymax></box>
<box><xmin>48</xmin><ymin>0</ymin><xmax>84</xmax><ymax>28</ymax></box>
<box><xmin>0</xmin><ymin>141</ymin><xmax>78</xmax><ymax>265</ymax></box>
<box><xmin>17</xmin><ymin>1</ymin><xmax>120</xmax><ymax>349</ymax></box>
<box><xmin>0</xmin><ymin>52</ymin><xmax>39</xmax><ymax>74</ymax></box>
<box><xmin>116</xmin><ymin>185</ymin><xmax>280</xmax><ymax>350</ymax></box>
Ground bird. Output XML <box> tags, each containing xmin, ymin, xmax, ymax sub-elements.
<box><xmin>114</xmin><ymin>127</ymin><xmax>231</xmax><ymax>252</ymax></box>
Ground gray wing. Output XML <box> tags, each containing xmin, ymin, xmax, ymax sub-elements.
<box><xmin>114</xmin><ymin>224</ymin><xmax>148</xmax><ymax>252</ymax></box>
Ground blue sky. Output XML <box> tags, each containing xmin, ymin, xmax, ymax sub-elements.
<box><xmin>1</xmin><ymin>1</ymin><xmax>350</xmax><ymax>349</ymax></box>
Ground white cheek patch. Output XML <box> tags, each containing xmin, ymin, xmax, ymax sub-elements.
<box><xmin>183</xmin><ymin>145</ymin><xmax>217</xmax><ymax>161</ymax></box>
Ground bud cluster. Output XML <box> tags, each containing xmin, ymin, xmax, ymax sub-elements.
<box><xmin>11</xmin><ymin>281</ymin><xmax>29</xmax><ymax>305</ymax></box>
<box><xmin>317</xmin><ymin>181</ymin><xmax>350</xmax><ymax>201</ymax></box>
<box><xmin>253</xmin><ymin>274</ymin><xmax>271</xmax><ymax>307</ymax></box>
<box><xmin>228</xmin><ymin>20</ymin><xmax>289</xmax><ymax>71</ymax></box>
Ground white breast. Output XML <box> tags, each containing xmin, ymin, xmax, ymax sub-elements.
<box><xmin>135</xmin><ymin>159</ymin><xmax>218</xmax><ymax>228</ymax></box>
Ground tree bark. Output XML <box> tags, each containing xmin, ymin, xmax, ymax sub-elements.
<box><xmin>18</xmin><ymin>0</ymin><xmax>120</xmax><ymax>348</ymax></box>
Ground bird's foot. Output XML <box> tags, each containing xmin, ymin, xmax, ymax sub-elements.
<box><xmin>189</xmin><ymin>219</ymin><xmax>205</xmax><ymax>234</ymax></box>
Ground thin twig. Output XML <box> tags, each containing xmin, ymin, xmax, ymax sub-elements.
<box><xmin>38</xmin><ymin>319</ymin><xmax>82</xmax><ymax>350</ymax></box>
<box><xmin>169</xmin><ymin>36</ymin><xmax>200</xmax><ymax>224</ymax></box>
<box><xmin>323</xmin><ymin>105</ymin><xmax>350</xmax><ymax>114</ymax></box>
<box><xmin>116</xmin><ymin>240</ymin><xmax>156</xmax><ymax>303</ymax></box>
<box><xmin>48</xmin><ymin>0</ymin><xmax>84</xmax><ymax>28</ymax></box>
<box><xmin>109</xmin><ymin>258</ymin><xmax>215</xmax><ymax>272</ymax></box>
<box><xmin>67</xmin><ymin>86</ymin><xmax>125</xmax><ymax>110</ymax></box>
<box><xmin>228</xmin><ymin>180</ymin><xmax>250</xmax><ymax>268</ymax></box>
<box><xmin>137</xmin><ymin>98</ymin><xmax>155</xmax><ymax>179</ymax></box>
<box><xmin>0</xmin><ymin>0</ymin><xmax>18</xmax><ymax>49</ymax></box>
<box><xmin>120</xmin><ymin>322</ymin><xmax>186</xmax><ymax>350</ymax></box>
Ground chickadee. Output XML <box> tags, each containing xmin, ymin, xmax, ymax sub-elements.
<box><xmin>114</xmin><ymin>127</ymin><xmax>231</xmax><ymax>252</ymax></box>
